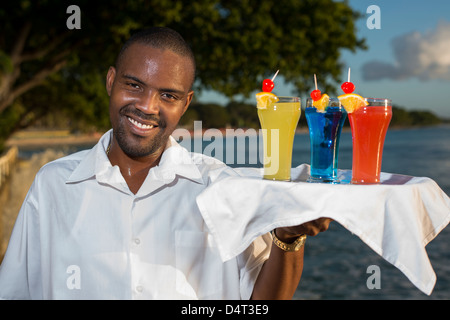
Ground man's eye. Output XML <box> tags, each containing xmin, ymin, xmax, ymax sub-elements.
<box><xmin>161</xmin><ymin>93</ymin><xmax>177</xmax><ymax>100</ymax></box>
<box><xmin>127</xmin><ymin>82</ymin><xmax>140</xmax><ymax>89</ymax></box>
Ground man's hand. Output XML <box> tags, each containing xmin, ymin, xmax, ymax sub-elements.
<box><xmin>274</xmin><ymin>218</ymin><xmax>333</xmax><ymax>242</ymax></box>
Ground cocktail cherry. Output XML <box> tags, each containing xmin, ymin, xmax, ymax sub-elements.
<box><xmin>262</xmin><ymin>70</ymin><xmax>279</xmax><ymax>92</ymax></box>
<box><xmin>310</xmin><ymin>74</ymin><xmax>321</xmax><ymax>101</ymax></box>
<box><xmin>341</xmin><ymin>67</ymin><xmax>355</xmax><ymax>94</ymax></box>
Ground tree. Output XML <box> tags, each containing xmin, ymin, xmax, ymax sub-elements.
<box><xmin>185</xmin><ymin>103</ymin><xmax>230</xmax><ymax>128</ymax></box>
<box><xmin>0</xmin><ymin>0</ymin><xmax>365</xmax><ymax>151</ymax></box>
<box><xmin>227</xmin><ymin>101</ymin><xmax>260</xmax><ymax>129</ymax></box>
<box><xmin>409</xmin><ymin>110</ymin><xmax>441</xmax><ymax>126</ymax></box>
<box><xmin>390</xmin><ymin>106</ymin><xmax>413</xmax><ymax>127</ymax></box>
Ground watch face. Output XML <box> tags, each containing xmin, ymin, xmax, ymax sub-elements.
<box><xmin>292</xmin><ymin>235</ymin><xmax>306</xmax><ymax>251</ymax></box>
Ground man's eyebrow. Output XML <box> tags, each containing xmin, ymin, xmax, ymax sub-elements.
<box><xmin>121</xmin><ymin>73</ymin><xmax>186</xmax><ymax>96</ymax></box>
<box><xmin>158</xmin><ymin>87</ymin><xmax>186</xmax><ymax>96</ymax></box>
<box><xmin>121</xmin><ymin>74</ymin><xmax>146</xmax><ymax>86</ymax></box>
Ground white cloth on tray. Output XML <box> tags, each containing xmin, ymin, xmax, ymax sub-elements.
<box><xmin>196</xmin><ymin>164</ymin><xmax>450</xmax><ymax>295</ymax></box>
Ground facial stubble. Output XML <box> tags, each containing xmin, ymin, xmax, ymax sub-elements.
<box><xmin>113</xmin><ymin>104</ymin><xmax>170</xmax><ymax>159</ymax></box>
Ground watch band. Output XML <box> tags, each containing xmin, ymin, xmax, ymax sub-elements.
<box><xmin>271</xmin><ymin>230</ymin><xmax>306</xmax><ymax>252</ymax></box>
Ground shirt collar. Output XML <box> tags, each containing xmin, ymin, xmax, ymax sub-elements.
<box><xmin>67</xmin><ymin>130</ymin><xmax>205</xmax><ymax>188</ymax></box>
<box><xmin>66</xmin><ymin>130</ymin><xmax>112</xmax><ymax>184</ymax></box>
<box><xmin>148</xmin><ymin>135</ymin><xmax>205</xmax><ymax>185</ymax></box>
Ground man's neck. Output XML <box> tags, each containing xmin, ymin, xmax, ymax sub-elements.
<box><xmin>107</xmin><ymin>139</ymin><xmax>165</xmax><ymax>194</ymax></box>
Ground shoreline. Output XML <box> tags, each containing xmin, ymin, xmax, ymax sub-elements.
<box><xmin>5</xmin><ymin>124</ymin><xmax>449</xmax><ymax>149</ymax></box>
<box><xmin>5</xmin><ymin>131</ymin><xmax>104</xmax><ymax>149</ymax></box>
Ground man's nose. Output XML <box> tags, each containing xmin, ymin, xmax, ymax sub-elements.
<box><xmin>136</xmin><ymin>91</ymin><xmax>160</xmax><ymax>114</ymax></box>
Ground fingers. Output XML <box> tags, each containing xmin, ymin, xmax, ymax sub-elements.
<box><xmin>275</xmin><ymin>218</ymin><xmax>333</xmax><ymax>238</ymax></box>
<box><xmin>307</xmin><ymin>218</ymin><xmax>332</xmax><ymax>236</ymax></box>
<box><xmin>317</xmin><ymin>218</ymin><xmax>333</xmax><ymax>232</ymax></box>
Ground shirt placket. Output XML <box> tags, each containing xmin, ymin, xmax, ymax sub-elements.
<box><xmin>129</xmin><ymin>196</ymin><xmax>146</xmax><ymax>299</ymax></box>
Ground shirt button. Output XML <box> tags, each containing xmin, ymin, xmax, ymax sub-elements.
<box><xmin>133</xmin><ymin>238</ymin><xmax>141</xmax><ymax>245</ymax></box>
<box><xmin>136</xmin><ymin>285</ymin><xmax>143</xmax><ymax>293</ymax></box>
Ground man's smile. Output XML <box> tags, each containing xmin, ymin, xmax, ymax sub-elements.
<box><xmin>127</xmin><ymin>116</ymin><xmax>156</xmax><ymax>130</ymax></box>
<box><xmin>118</xmin><ymin>103</ymin><xmax>163</xmax><ymax>137</ymax></box>
<box><xmin>125</xmin><ymin>114</ymin><xmax>160</xmax><ymax>136</ymax></box>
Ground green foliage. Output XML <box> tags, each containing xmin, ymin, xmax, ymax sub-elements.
<box><xmin>185</xmin><ymin>0</ymin><xmax>366</xmax><ymax>97</ymax></box>
<box><xmin>408</xmin><ymin>110</ymin><xmax>442</xmax><ymax>126</ymax></box>
<box><xmin>183</xmin><ymin>103</ymin><xmax>231</xmax><ymax>128</ymax></box>
<box><xmin>227</xmin><ymin>102</ymin><xmax>260</xmax><ymax>129</ymax></box>
<box><xmin>390</xmin><ymin>106</ymin><xmax>413</xmax><ymax>127</ymax></box>
<box><xmin>0</xmin><ymin>51</ymin><xmax>13</xmax><ymax>74</ymax></box>
<box><xmin>0</xmin><ymin>101</ymin><xmax>26</xmax><ymax>151</ymax></box>
<box><xmin>390</xmin><ymin>106</ymin><xmax>442</xmax><ymax>127</ymax></box>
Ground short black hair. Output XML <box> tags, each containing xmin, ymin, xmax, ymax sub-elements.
<box><xmin>115</xmin><ymin>27</ymin><xmax>196</xmax><ymax>88</ymax></box>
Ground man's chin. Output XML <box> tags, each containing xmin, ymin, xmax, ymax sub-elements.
<box><xmin>115</xmin><ymin>130</ymin><xmax>169</xmax><ymax>159</ymax></box>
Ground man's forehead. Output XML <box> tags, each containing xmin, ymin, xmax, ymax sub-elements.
<box><xmin>117</xmin><ymin>43</ymin><xmax>194</xmax><ymax>85</ymax></box>
<box><xmin>119</xmin><ymin>43</ymin><xmax>191</xmax><ymax>70</ymax></box>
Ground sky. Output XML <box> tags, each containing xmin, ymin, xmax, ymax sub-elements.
<box><xmin>197</xmin><ymin>0</ymin><xmax>450</xmax><ymax>119</ymax></box>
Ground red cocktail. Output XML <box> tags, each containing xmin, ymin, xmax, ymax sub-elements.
<box><xmin>348</xmin><ymin>98</ymin><xmax>392</xmax><ymax>184</ymax></box>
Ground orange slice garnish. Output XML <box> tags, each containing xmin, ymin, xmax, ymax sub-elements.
<box><xmin>256</xmin><ymin>92</ymin><xmax>279</xmax><ymax>109</ymax></box>
<box><xmin>312</xmin><ymin>93</ymin><xmax>329</xmax><ymax>113</ymax></box>
<box><xmin>337</xmin><ymin>93</ymin><xmax>368</xmax><ymax>113</ymax></box>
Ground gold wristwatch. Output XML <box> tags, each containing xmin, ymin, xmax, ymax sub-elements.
<box><xmin>271</xmin><ymin>230</ymin><xmax>306</xmax><ymax>252</ymax></box>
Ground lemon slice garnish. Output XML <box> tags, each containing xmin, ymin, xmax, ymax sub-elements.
<box><xmin>256</xmin><ymin>92</ymin><xmax>279</xmax><ymax>109</ymax></box>
<box><xmin>337</xmin><ymin>93</ymin><xmax>368</xmax><ymax>113</ymax></box>
<box><xmin>312</xmin><ymin>93</ymin><xmax>329</xmax><ymax>113</ymax></box>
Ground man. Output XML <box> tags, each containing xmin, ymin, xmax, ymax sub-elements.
<box><xmin>0</xmin><ymin>27</ymin><xmax>331</xmax><ymax>299</ymax></box>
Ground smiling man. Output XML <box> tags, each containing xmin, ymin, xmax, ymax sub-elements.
<box><xmin>105</xmin><ymin>33</ymin><xmax>195</xmax><ymax>194</ymax></box>
<box><xmin>0</xmin><ymin>27</ymin><xmax>331</xmax><ymax>300</ymax></box>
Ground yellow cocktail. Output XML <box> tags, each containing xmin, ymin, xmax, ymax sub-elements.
<box><xmin>257</xmin><ymin>97</ymin><xmax>301</xmax><ymax>181</ymax></box>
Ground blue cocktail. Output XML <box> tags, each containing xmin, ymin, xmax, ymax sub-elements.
<box><xmin>305</xmin><ymin>98</ymin><xmax>347</xmax><ymax>183</ymax></box>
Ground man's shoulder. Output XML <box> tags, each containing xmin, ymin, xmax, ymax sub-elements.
<box><xmin>37</xmin><ymin>149</ymin><xmax>90</xmax><ymax>179</ymax></box>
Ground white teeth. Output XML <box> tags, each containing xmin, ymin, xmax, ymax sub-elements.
<box><xmin>128</xmin><ymin>117</ymin><xmax>154</xmax><ymax>129</ymax></box>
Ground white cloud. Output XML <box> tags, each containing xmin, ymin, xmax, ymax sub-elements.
<box><xmin>362</xmin><ymin>21</ymin><xmax>450</xmax><ymax>81</ymax></box>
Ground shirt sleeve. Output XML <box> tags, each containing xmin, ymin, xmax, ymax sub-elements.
<box><xmin>237</xmin><ymin>232</ymin><xmax>272</xmax><ymax>300</ymax></box>
<box><xmin>0</xmin><ymin>179</ymin><xmax>42</xmax><ymax>300</ymax></box>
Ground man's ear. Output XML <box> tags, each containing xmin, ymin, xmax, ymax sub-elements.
<box><xmin>106</xmin><ymin>66</ymin><xmax>116</xmax><ymax>96</ymax></box>
<box><xmin>182</xmin><ymin>90</ymin><xmax>194</xmax><ymax>115</ymax></box>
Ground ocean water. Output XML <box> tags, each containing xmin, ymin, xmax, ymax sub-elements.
<box><xmin>13</xmin><ymin>125</ymin><xmax>450</xmax><ymax>299</ymax></box>
<box><xmin>290</xmin><ymin>125</ymin><xmax>450</xmax><ymax>300</ymax></box>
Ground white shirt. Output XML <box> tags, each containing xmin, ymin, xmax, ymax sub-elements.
<box><xmin>0</xmin><ymin>130</ymin><xmax>271</xmax><ymax>300</ymax></box>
